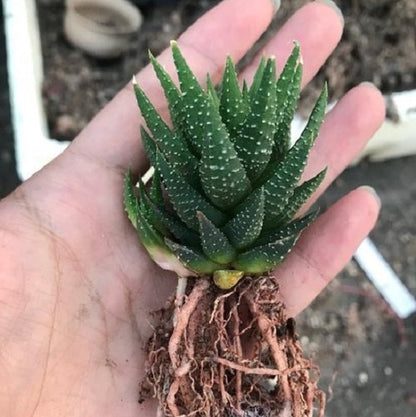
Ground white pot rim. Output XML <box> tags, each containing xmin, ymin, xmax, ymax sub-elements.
<box><xmin>66</xmin><ymin>0</ymin><xmax>142</xmax><ymax>35</ymax></box>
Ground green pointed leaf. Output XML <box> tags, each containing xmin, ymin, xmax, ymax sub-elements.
<box><xmin>223</xmin><ymin>187</ymin><xmax>265</xmax><ymax>249</ymax></box>
<box><xmin>133</xmin><ymin>182</ymin><xmax>198</xmax><ymax>276</ymax></box>
<box><xmin>149</xmin><ymin>51</ymin><xmax>184</xmax><ymax>134</ymax></box>
<box><xmin>249</xmin><ymin>56</ymin><xmax>266</xmax><ymax>98</ymax></box>
<box><xmin>262</xmin><ymin>131</ymin><xmax>313</xmax><ymax>226</ymax></box>
<box><xmin>274</xmin><ymin>168</ymin><xmax>326</xmax><ymax>225</ymax></box>
<box><xmin>134</xmin><ymin>82</ymin><xmax>199</xmax><ymax>185</ymax></box>
<box><xmin>136</xmin><ymin>207</ymin><xmax>194</xmax><ymax>277</ymax></box>
<box><xmin>197</xmin><ymin>211</ymin><xmax>236</xmax><ymax>264</ymax></box>
<box><xmin>136</xmin><ymin>202</ymin><xmax>166</xmax><ymax>250</ymax></box>
<box><xmin>262</xmin><ymin>87</ymin><xmax>327</xmax><ymax>227</ymax></box>
<box><xmin>255</xmin><ymin>211</ymin><xmax>318</xmax><ymax>246</ymax></box>
<box><xmin>171</xmin><ymin>41</ymin><xmax>209</xmax><ymax>156</ymax></box>
<box><xmin>141</xmin><ymin>176</ymin><xmax>201</xmax><ymax>247</ymax></box>
<box><xmin>140</xmin><ymin>126</ymin><xmax>157</xmax><ymax>168</ymax></box>
<box><xmin>144</xmin><ymin>195</ymin><xmax>201</xmax><ymax>248</ymax></box>
<box><xmin>136</xmin><ymin>178</ymin><xmax>168</xmax><ymax>235</ymax></box>
<box><xmin>134</xmin><ymin>82</ymin><xmax>174</xmax><ymax>141</ymax></box>
<box><xmin>159</xmin><ymin>210</ymin><xmax>201</xmax><ymax>248</ymax></box>
<box><xmin>156</xmin><ymin>151</ymin><xmax>227</xmax><ymax>230</ymax></box>
<box><xmin>232</xmin><ymin>235</ymin><xmax>298</xmax><ymax>274</ymax></box>
<box><xmin>199</xmin><ymin>128</ymin><xmax>251</xmax><ymax>210</ymax></box>
<box><xmin>166</xmin><ymin>239</ymin><xmax>222</xmax><ymax>274</ymax></box>
<box><xmin>300</xmin><ymin>83</ymin><xmax>328</xmax><ymax>143</ymax></box>
<box><xmin>219</xmin><ymin>56</ymin><xmax>249</xmax><ymax>138</ymax></box>
<box><xmin>275</xmin><ymin>43</ymin><xmax>300</xmax><ymax>109</ymax></box>
<box><xmin>206</xmin><ymin>73</ymin><xmax>220</xmax><ymax>109</ymax></box>
<box><xmin>134</xmin><ymin>201</ymin><xmax>172</xmax><ymax>268</ymax></box>
<box><xmin>138</xmin><ymin>174</ymin><xmax>201</xmax><ymax>246</ymax></box>
<box><xmin>149</xmin><ymin>170</ymin><xmax>165</xmax><ymax>208</ymax></box>
<box><xmin>271</xmin><ymin>57</ymin><xmax>303</xmax><ymax>160</ymax></box>
<box><xmin>234</xmin><ymin>58</ymin><xmax>278</xmax><ymax>181</ymax></box>
<box><xmin>123</xmin><ymin>170</ymin><xmax>139</xmax><ymax>228</ymax></box>
<box><xmin>126</xmin><ymin>44</ymin><xmax>329</xmax><ymax>280</ymax></box>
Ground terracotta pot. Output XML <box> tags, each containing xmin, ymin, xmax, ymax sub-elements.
<box><xmin>64</xmin><ymin>0</ymin><xmax>142</xmax><ymax>58</ymax></box>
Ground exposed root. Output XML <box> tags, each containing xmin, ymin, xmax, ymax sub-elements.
<box><xmin>232</xmin><ymin>296</ymin><xmax>243</xmax><ymax>412</ymax></box>
<box><xmin>212</xmin><ymin>357</ymin><xmax>305</xmax><ymax>376</ymax></box>
<box><xmin>169</xmin><ymin>278</ymin><xmax>209</xmax><ymax>370</ymax></box>
<box><xmin>173</xmin><ymin>276</ymin><xmax>188</xmax><ymax>326</ymax></box>
<box><xmin>140</xmin><ymin>275</ymin><xmax>325</xmax><ymax>417</ymax></box>
<box><xmin>246</xmin><ymin>295</ymin><xmax>292</xmax><ymax>414</ymax></box>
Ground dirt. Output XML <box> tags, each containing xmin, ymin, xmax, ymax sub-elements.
<box><xmin>301</xmin><ymin>156</ymin><xmax>416</xmax><ymax>417</ymax></box>
<box><xmin>36</xmin><ymin>0</ymin><xmax>416</xmax><ymax>139</ymax></box>
<box><xmin>36</xmin><ymin>0</ymin><xmax>221</xmax><ymax>140</ymax></box>
<box><xmin>290</xmin><ymin>0</ymin><xmax>416</xmax><ymax>114</ymax></box>
<box><xmin>31</xmin><ymin>1</ymin><xmax>416</xmax><ymax>417</ymax></box>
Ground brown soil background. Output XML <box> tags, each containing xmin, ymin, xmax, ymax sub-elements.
<box><xmin>37</xmin><ymin>0</ymin><xmax>416</xmax><ymax>139</ymax></box>
<box><xmin>35</xmin><ymin>1</ymin><xmax>416</xmax><ymax>416</ymax></box>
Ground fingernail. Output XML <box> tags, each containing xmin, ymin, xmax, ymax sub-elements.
<box><xmin>358</xmin><ymin>186</ymin><xmax>381</xmax><ymax>207</ymax></box>
<box><xmin>270</xmin><ymin>0</ymin><xmax>281</xmax><ymax>13</ymax></box>
<box><xmin>315</xmin><ymin>0</ymin><xmax>344</xmax><ymax>25</ymax></box>
<box><xmin>359</xmin><ymin>81</ymin><xmax>378</xmax><ymax>90</ymax></box>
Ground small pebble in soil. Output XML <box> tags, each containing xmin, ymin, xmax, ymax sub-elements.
<box><xmin>55</xmin><ymin>114</ymin><xmax>78</xmax><ymax>139</ymax></box>
<box><xmin>1</xmin><ymin>150</ymin><xmax>11</xmax><ymax>164</ymax></box>
<box><xmin>358</xmin><ymin>371</ymin><xmax>369</xmax><ymax>386</ymax></box>
<box><xmin>383</xmin><ymin>366</ymin><xmax>393</xmax><ymax>376</ymax></box>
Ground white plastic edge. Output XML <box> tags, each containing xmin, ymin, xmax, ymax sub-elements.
<box><xmin>354</xmin><ymin>238</ymin><xmax>416</xmax><ymax>319</ymax></box>
<box><xmin>4</xmin><ymin>0</ymin><xmax>416</xmax><ymax>180</ymax></box>
<box><xmin>3</xmin><ymin>0</ymin><xmax>69</xmax><ymax>181</ymax></box>
<box><xmin>292</xmin><ymin>91</ymin><xmax>416</xmax><ymax>163</ymax></box>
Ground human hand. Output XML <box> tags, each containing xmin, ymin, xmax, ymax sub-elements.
<box><xmin>0</xmin><ymin>1</ymin><xmax>384</xmax><ymax>416</ymax></box>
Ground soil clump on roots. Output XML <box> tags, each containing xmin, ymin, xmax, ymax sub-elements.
<box><xmin>140</xmin><ymin>275</ymin><xmax>325</xmax><ymax>417</ymax></box>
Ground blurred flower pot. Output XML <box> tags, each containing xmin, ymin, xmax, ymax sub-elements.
<box><xmin>64</xmin><ymin>0</ymin><xmax>142</xmax><ymax>59</ymax></box>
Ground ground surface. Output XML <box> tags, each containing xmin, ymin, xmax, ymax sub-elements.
<box><xmin>1</xmin><ymin>0</ymin><xmax>416</xmax><ymax>416</ymax></box>
<box><xmin>302</xmin><ymin>157</ymin><xmax>416</xmax><ymax>417</ymax></box>
<box><xmin>35</xmin><ymin>0</ymin><xmax>416</xmax><ymax>138</ymax></box>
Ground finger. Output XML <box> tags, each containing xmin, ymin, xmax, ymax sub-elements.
<box><xmin>240</xmin><ymin>1</ymin><xmax>344</xmax><ymax>87</ymax></box>
<box><xmin>300</xmin><ymin>83</ymin><xmax>386</xmax><ymax>211</ymax></box>
<box><xmin>277</xmin><ymin>186</ymin><xmax>381</xmax><ymax>317</ymax></box>
<box><xmin>69</xmin><ymin>0</ymin><xmax>276</xmax><ymax>175</ymax></box>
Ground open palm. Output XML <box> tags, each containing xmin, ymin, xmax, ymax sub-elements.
<box><xmin>0</xmin><ymin>1</ymin><xmax>384</xmax><ymax>416</ymax></box>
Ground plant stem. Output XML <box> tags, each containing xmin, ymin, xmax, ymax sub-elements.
<box><xmin>173</xmin><ymin>275</ymin><xmax>188</xmax><ymax>326</ymax></box>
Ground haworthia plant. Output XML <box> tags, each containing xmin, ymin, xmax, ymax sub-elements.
<box><xmin>124</xmin><ymin>41</ymin><xmax>327</xmax><ymax>289</ymax></box>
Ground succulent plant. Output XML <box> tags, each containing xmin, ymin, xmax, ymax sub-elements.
<box><xmin>124</xmin><ymin>41</ymin><xmax>327</xmax><ymax>290</ymax></box>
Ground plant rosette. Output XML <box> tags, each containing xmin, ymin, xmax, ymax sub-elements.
<box><xmin>124</xmin><ymin>42</ymin><xmax>327</xmax><ymax>417</ymax></box>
